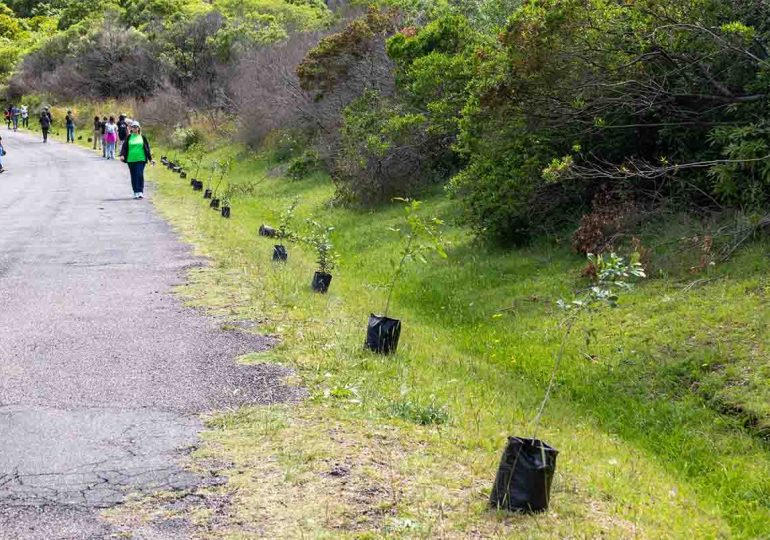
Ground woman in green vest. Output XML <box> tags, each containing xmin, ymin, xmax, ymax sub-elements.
<box><xmin>119</xmin><ymin>121</ymin><xmax>155</xmax><ymax>199</ymax></box>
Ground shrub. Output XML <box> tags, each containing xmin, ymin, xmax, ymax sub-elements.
<box><xmin>134</xmin><ymin>87</ymin><xmax>189</xmax><ymax>133</ymax></box>
<box><xmin>266</xmin><ymin>130</ymin><xmax>305</xmax><ymax>163</ymax></box>
<box><xmin>232</xmin><ymin>31</ymin><xmax>325</xmax><ymax>147</ymax></box>
<box><xmin>287</xmin><ymin>149</ymin><xmax>321</xmax><ymax>180</ymax></box>
<box><xmin>170</xmin><ymin>126</ymin><xmax>202</xmax><ymax>150</ymax></box>
<box><xmin>572</xmin><ymin>192</ymin><xmax>639</xmax><ymax>255</ymax></box>
<box><xmin>333</xmin><ymin>90</ymin><xmax>449</xmax><ymax>205</ymax></box>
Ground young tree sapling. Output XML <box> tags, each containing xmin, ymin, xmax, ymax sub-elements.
<box><xmin>382</xmin><ymin>198</ymin><xmax>447</xmax><ymax>318</ymax></box>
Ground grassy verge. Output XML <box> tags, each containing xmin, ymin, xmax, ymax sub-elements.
<box><xmin>101</xmin><ymin>141</ymin><xmax>770</xmax><ymax>537</ymax></box>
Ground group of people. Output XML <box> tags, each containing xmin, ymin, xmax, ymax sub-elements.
<box><xmin>92</xmin><ymin>114</ymin><xmax>134</xmax><ymax>160</ymax></box>
<box><xmin>4</xmin><ymin>105</ymin><xmax>29</xmax><ymax>131</ymax></box>
<box><xmin>1</xmin><ymin>105</ymin><xmax>155</xmax><ymax>197</ymax></box>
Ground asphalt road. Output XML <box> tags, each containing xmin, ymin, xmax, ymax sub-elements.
<box><xmin>0</xmin><ymin>130</ymin><xmax>302</xmax><ymax>538</ymax></box>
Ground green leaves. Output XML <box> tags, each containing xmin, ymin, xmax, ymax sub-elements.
<box><xmin>302</xmin><ymin>219</ymin><xmax>338</xmax><ymax>274</ymax></box>
<box><xmin>383</xmin><ymin>198</ymin><xmax>447</xmax><ymax>316</ymax></box>
<box><xmin>559</xmin><ymin>252</ymin><xmax>646</xmax><ymax>313</ymax></box>
<box><xmin>277</xmin><ymin>197</ymin><xmax>300</xmax><ymax>241</ymax></box>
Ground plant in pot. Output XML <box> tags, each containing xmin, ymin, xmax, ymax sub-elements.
<box><xmin>187</xmin><ymin>143</ymin><xmax>204</xmax><ymax>184</ymax></box>
<box><xmin>220</xmin><ymin>186</ymin><xmax>233</xmax><ymax>218</ymax></box>
<box><xmin>209</xmin><ymin>157</ymin><xmax>232</xmax><ymax>205</ymax></box>
<box><xmin>303</xmin><ymin>219</ymin><xmax>338</xmax><ymax>293</ymax></box>
<box><xmin>365</xmin><ymin>198</ymin><xmax>446</xmax><ymax>355</ymax></box>
<box><xmin>489</xmin><ymin>252</ymin><xmax>645</xmax><ymax>514</ymax></box>
<box><xmin>272</xmin><ymin>198</ymin><xmax>299</xmax><ymax>262</ymax></box>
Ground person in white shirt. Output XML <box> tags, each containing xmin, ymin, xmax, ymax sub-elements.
<box><xmin>104</xmin><ymin>116</ymin><xmax>118</xmax><ymax>159</ymax></box>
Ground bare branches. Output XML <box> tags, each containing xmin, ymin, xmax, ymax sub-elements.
<box><xmin>555</xmin><ymin>153</ymin><xmax>770</xmax><ymax>182</ymax></box>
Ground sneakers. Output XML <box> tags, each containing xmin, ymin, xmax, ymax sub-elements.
<box><xmin>137</xmin><ymin>192</ymin><xmax>144</xmax><ymax>199</ymax></box>
<box><xmin>132</xmin><ymin>193</ymin><xmax>139</xmax><ymax>199</ymax></box>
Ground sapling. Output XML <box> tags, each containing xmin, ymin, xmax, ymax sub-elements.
<box><xmin>490</xmin><ymin>251</ymin><xmax>645</xmax><ymax>513</ymax></box>
<box><xmin>212</xmin><ymin>157</ymin><xmax>233</xmax><ymax>197</ymax></box>
<box><xmin>220</xmin><ymin>186</ymin><xmax>234</xmax><ymax>208</ymax></box>
<box><xmin>382</xmin><ymin>198</ymin><xmax>447</xmax><ymax>319</ymax></box>
<box><xmin>304</xmin><ymin>219</ymin><xmax>338</xmax><ymax>274</ymax></box>
<box><xmin>188</xmin><ymin>143</ymin><xmax>205</xmax><ymax>178</ymax></box>
<box><xmin>205</xmin><ymin>162</ymin><xmax>217</xmax><ymax>191</ymax></box>
<box><xmin>277</xmin><ymin>197</ymin><xmax>300</xmax><ymax>242</ymax></box>
<box><xmin>533</xmin><ymin>251</ymin><xmax>646</xmax><ymax>438</ymax></box>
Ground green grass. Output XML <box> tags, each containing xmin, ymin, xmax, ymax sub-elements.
<box><xmin>132</xmin><ymin>144</ymin><xmax>770</xmax><ymax>538</ymax></box>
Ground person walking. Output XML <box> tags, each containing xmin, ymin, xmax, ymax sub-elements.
<box><xmin>119</xmin><ymin>121</ymin><xmax>155</xmax><ymax>199</ymax></box>
<box><xmin>11</xmin><ymin>105</ymin><xmax>19</xmax><ymax>131</ymax></box>
<box><xmin>65</xmin><ymin>110</ymin><xmax>75</xmax><ymax>142</ymax></box>
<box><xmin>116</xmin><ymin>114</ymin><xmax>128</xmax><ymax>146</ymax></box>
<box><xmin>92</xmin><ymin>116</ymin><xmax>101</xmax><ymax>150</ymax></box>
<box><xmin>104</xmin><ymin>116</ymin><xmax>118</xmax><ymax>159</ymax></box>
<box><xmin>20</xmin><ymin>105</ymin><xmax>28</xmax><ymax>128</ymax></box>
<box><xmin>4</xmin><ymin>107</ymin><xmax>10</xmax><ymax>129</ymax></box>
<box><xmin>39</xmin><ymin>107</ymin><xmax>52</xmax><ymax>143</ymax></box>
<box><xmin>100</xmin><ymin>116</ymin><xmax>107</xmax><ymax>157</ymax></box>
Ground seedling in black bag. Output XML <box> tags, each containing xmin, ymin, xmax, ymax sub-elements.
<box><xmin>210</xmin><ymin>157</ymin><xmax>232</xmax><ymax>202</ymax></box>
<box><xmin>220</xmin><ymin>186</ymin><xmax>233</xmax><ymax>218</ymax></box>
<box><xmin>490</xmin><ymin>252</ymin><xmax>645</xmax><ymax>514</ymax></box>
<box><xmin>302</xmin><ymin>219</ymin><xmax>338</xmax><ymax>293</ymax></box>
<box><xmin>365</xmin><ymin>198</ymin><xmax>446</xmax><ymax>355</ymax></box>
<box><xmin>272</xmin><ymin>198</ymin><xmax>299</xmax><ymax>262</ymax></box>
<box><xmin>187</xmin><ymin>143</ymin><xmax>205</xmax><ymax>183</ymax></box>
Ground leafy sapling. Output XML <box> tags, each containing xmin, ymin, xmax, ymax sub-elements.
<box><xmin>533</xmin><ymin>251</ymin><xmax>646</xmax><ymax>438</ymax></box>
<box><xmin>382</xmin><ymin>198</ymin><xmax>447</xmax><ymax>318</ymax></box>
<box><xmin>489</xmin><ymin>251</ymin><xmax>645</xmax><ymax>513</ymax></box>
<box><xmin>213</xmin><ymin>157</ymin><xmax>233</xmax><ymax>197</ymax></box>
<box><xmin>188</xmin><ymin>143</ymin><xmax>205</xmax><ymax>179</ymax></box>
<box><xmin>220</xmin><ymin>186</ymin><xmax>234</xmax><ymax>208</ymax></box>
<box><xmin>304</xmin><ymin>219</ymin><xmax>338</xmax><ymax>274</ymax></box>
<box><xmin>205</xmin><ymin>162</ymin><xmax>217</xmax><ymax>191</ymax></box>
<box><xmin>277</xmin><ymin>197</ymin><xmax>300</xmax><ymax>243</ymax></box>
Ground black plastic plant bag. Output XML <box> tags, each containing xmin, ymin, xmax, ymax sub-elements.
<box><xmin>204</xmin><ymin>189</ymin><xmax>212</xmax><ymax>199</ymax></box>
<box><xmin>365</xmin><ymin>314</ymin><xmax>401</xmax><ymax>355</ymax></box>
<box><xmin>221</xmin><ymin>206</ymin><xmax>231</xmax><ymax>218</ymax></box>
<box><xmin>490</xmin><ymin>437</ymin><xmax>558</xmax><ymax>513</ymax></box>
<box><xmin>259</xmin><ymin>225</ymin><xmax>277</xmax><ymax>237</ymax></box>
<box><xmin>210</xmin><ymin>198</ymin><xmax>220</xmax><ymax>209</ymax></box>
<box><xmin>312</xmin><ymin>271</ymin><xmax>332</xmax><ymax>293</ymax></box>
<box><xmin>273</xmin><ymin>245</ymin><xmax>288</xmax><ymax>261</ymax></box>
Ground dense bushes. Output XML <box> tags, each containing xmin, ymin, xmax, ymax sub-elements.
<box><xmin>447</xmin><ymin>0</ymin><xmax>770</xmax><ymax>242</ymax></box>
<box><xmin>7</xmin><ymin>0</ymin><xmax>770</xmax><ymax>247</ymax></box>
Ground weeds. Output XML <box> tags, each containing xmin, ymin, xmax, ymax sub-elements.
<box><xmin>387</xmin><ymin>399</ymin><xmax>450</xmax><ymax>426</ymax></box>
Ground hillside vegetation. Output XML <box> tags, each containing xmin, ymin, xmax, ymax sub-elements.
<box><xmin>7</xmin><ymin>0</ymin><xmax>770</xmax><ymax>537</ymax></box>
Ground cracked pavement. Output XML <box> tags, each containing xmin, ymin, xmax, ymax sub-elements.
<box><xmin>0</xmin><ymin>131</ymin><xmax>304</xmax><ymax>538</ymax></box>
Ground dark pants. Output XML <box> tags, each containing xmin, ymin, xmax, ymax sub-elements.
<box><xmin>42</xmin><ymin>127</ymin><xmax>49</xmax><ymax>142</ymax></box>
<box><xmin>66</xmin><ymin>125</ymin><xmax>74</xmax><ymax>142</ymax></box>
<box><xmin>128</xmin><ymin>161</ymin><xmax>146</xmax><ymax>193</ymax></box>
